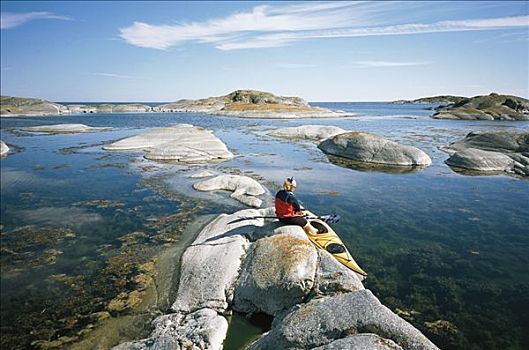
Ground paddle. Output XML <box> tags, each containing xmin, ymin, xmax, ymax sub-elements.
<box><xmin>228</xmin><ymin>214</ymin><xmax>341</xmax><ymax>225</ymax></box>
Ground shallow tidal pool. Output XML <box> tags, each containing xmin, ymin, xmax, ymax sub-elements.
<box><xmin>1</xmin><ymin>103</ymin><xmax>528</xmax><ymax>350</ymax></box>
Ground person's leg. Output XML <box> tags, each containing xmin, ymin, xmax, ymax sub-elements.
<box><xmin>280</xmin><ymin>217</ymin><xmax>319</xmax><ymax>235</ymax></box>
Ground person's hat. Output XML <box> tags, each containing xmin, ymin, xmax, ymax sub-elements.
<box><xmin>288</xmin><ymin>177</ymin><xmax>297</xmax><ymax>187</ymax></box>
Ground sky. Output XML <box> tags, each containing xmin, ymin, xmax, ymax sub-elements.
<box><xmin>0</xmin><ymin>1</ymin><xmax>528</xmax><ymax>102</ymax></box>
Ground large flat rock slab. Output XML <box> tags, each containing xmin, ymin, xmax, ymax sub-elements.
<box><xmin>441</xmin><ymin>131</ymin><xmax>529</xmax><ymax>176</ymax></box>
<box><xmin>318</xmin><ymin>131</ymin><xmax>431</xmax><ymax>167</ymax></box>
<box><xmin>170</xmin><ymin>209</ymin><xmax>269</xmax><ymax>314</ymax></box>
<box><xmin>103</xmin><ymin>124</ymin><xmax>234</xmax><ymax>163</ymax></box>
<box><xmin>248</xmin><ymin>289</ymin><xmax>439</xmax><ymax>350</ymax></box>
<box><xmin>268</xmin><ymin>125</ymin><xmax>347</xmax><ymax>141</ymax></box>
<box><xmin>193</xmin><ymin>174</ymin><xmax>266</xmax><ymax>207</ymax></box>
<box><xmin>19</xmin><ymin>124</ymin><xmax>111</xmax><ymax>134</ymax></box>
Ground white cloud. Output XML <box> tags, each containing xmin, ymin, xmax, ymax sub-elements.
<box><xmin>119</xmin><ymin>2</ymin><xmax>380</xmax><ymax>49</ymax></box>
<box><xmin>118</xmin><ymin>0</ymin><xmax>529</xmax><ymax>51</ymax></box>
<box><xmin>220</xmin><ymin>15</ymin><xmax>529</xmax><ymax>50</ymax></box>
<box><xmin>0</xmin><ymin>11</ymin><xmax>72</xmax><ymax>29</ymax></box>
<box><xmin>349</xmin><ymin>61</ymin><xmax>430</xmax><ymax>68</ymax></box>
<box><xmin>91</xmin><ymin>72</ymin><xmax>134</xmax><ymax>79</ymax></box>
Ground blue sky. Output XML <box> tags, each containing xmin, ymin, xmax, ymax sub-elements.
<box><xmin>1</xmin><ymin>1</ymin><xmax>528</xmax><ymax>102</ymax></box>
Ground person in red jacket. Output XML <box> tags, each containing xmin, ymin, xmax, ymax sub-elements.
<box><xmin>275</xmin><ymin>177</ymin><xmax>319</xmax><ymax>235</ymax></box>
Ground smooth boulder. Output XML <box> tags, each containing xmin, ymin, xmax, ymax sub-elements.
<box><xmin>104</xmin><ymin>124</ymin><xmax>234</xmax><ymax>163</ymax></box>
<box><xmin>318</xmin><ymin>132</ymin><xmax>431</xmax><ymax>166</ymax></box>
<box><xmin>233</xmin><ymin>228</ymin><xmax>318</xmax><ymax>316</ymax></box>
<box><xmin>441</xmin><ymin>131</ymin><xmax>529</xmax><ymax>176</ymax></box>
<box><xmin>268</xmin><ymin>125</ymin><xmax>347</xmax><ymax>141</ymax></box>
<box><xmin>248</xmin><ymin>290</ymin><xmax>439</xmax><ymax>350</ymax></box>
<box><xmin>193</xmin><ymin>174</ymin><xmax>265</xmax><ymax>207</ymax></box>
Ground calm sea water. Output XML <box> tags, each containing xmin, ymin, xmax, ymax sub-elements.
<box><xmin>1</xmin><ymin>103</ymin><xmax>528</xmax><ymax>350</ymax></box>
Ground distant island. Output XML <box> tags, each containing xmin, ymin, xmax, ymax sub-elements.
<box><xmin>392</xmin><ymin>95</ymin><xmax>467</xmax><ymax>105</ymax></box>
<box><xmin>3</xmin><ymin>91</ymin><xmax>528</xmax><ymax>121</ymax></box>
<box><xmin>0</xmin><ymin>90</ymin><xmax>348</xmax><ymax>119</ymax></box>
<box><xmin>392</xmin><ymin>93</ymin><xmax>528</xmax><ymax>121</ymax></box>
<box><xmin>432</xmin><ymin>93</ymin><xmax>529</xmax><ymax>121</ymax></box>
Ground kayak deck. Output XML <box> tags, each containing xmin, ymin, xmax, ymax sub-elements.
<box><xmin>305</xmin><ymin>211</ymin><xmax>367</xmax><ymax>277</ymax></box>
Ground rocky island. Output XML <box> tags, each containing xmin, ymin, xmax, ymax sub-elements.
<box><xmin>1</xmin><ymin>90</ymin><xmax>348</xmax><ymax>118</ymax></box>
<box><xmin>441</xmin><ymin>131</ymin><xmax>529</xmax><ymax>176</ymax></box>
<box><xmin>154</xmin><ymin>90</ymin><xmax>348</xmax><ymax>118</ymax></box>
<box><xmin>113</xmin><ymin>207</ymin><xmax>439</xmax><ymax>350</ymax></box>
<box><xmin>392</xmin><ymin>95</ymin><xmax>467</xmax><ymax>105</ymax></box>
<box><xmin>432</xmin><ymin>93</ymin><xmax>529</xmax><ymax>121</ymax></box>
<box><xmin>0</xmin><ymin>95</ymin><xmax>153</xmax><ymax>116</ymax></box>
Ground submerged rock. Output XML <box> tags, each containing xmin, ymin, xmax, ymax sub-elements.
<box><xmin>318</xmin><ymin>132</ymin><xmax>431</xmax><ymax>167</ymax></box>
<box><xmin>20</xmin><ymin>124</ymin><xmax>112</xmax><ymax>134</ymax></box>
<box><xmin>1</xmin><ymin>140</ymin><xmax>9</xmax><ymax>156</ymax></box>
<box><xmin>193</xmin><ymin>174</ymin><xmax>266</xmax><ymax>207</ymax></box>
<box><xmin>268</xmin><ymin>125</ymin><xmax>347</xmax><ymax>141</ymax></box>
<box><xmin>432</xmin><ymin>93</ymin><xmax>529</xmax><ymax>121</ymax></box>
<box><xmin>440</xmin><ymin>131</ymin><xmax>529</xmax><ymax>176</ymax></box>
<box><xmin>190</xmin><ymin>171</ymin><xmax>215</xmax><ymax>178</ymax></box>
<box><xmin>104</xmin><ymin>124</ymin><xmax>234</xmax><ymax>163</ymax></box>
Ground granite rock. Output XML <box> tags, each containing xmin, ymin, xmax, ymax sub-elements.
<box><xmin>318</xmin><ymin>132</ymin><xmax>431</xmax><ymax>167</ymax></box>
<box><xmin>193</xmin><ymin>174</ymin><xmax>265</xmax><ymax>207</ymax></box>
<box><xmin>104</xmin><ymin>124</ymin><xmax>234</xmax><ymax>163</ymax></box>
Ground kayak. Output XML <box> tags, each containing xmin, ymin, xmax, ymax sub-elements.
<box><xmin>304</xmin><ymin>211</ymin><xmax>368</xmax><ymax>277</ymax></box>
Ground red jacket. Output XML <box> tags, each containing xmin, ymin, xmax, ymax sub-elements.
<box><xmin>275</xmin><ymin>189</ymin><xmax>302</xmax><ymax>218</ymax></box>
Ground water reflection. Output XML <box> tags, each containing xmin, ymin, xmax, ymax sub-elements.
<box><xmin>325</xmin><ymin>155</ymin><xmax>427</xmax><ymax>174</ymax></box>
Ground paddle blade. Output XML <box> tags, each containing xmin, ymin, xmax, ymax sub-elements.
<box><xmin>321</xmin><ymin>214</ymin><xmax>341</xmax><ymax>224</ymax></box>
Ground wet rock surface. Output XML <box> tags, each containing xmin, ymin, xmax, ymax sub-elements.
<box><xmin>440</xmin><ymin>131</ymin><xmax>529</xmax><ymax>176</ymax></box>
<box><xmin>318</xmin><ymin>131</ymin><xmax>432</xmax><ymax>167</ymax></box>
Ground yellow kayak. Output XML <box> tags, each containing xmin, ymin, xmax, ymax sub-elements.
<box><xmin>304</xmin><ymin>211</ymin><xmax>368</xmax><ymax>277</ymax></box>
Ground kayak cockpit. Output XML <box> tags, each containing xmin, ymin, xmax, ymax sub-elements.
<box><xmin>310</xmin><ymin>220</ymin><xmax>329</xmax><ymax>234</ymax></box>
